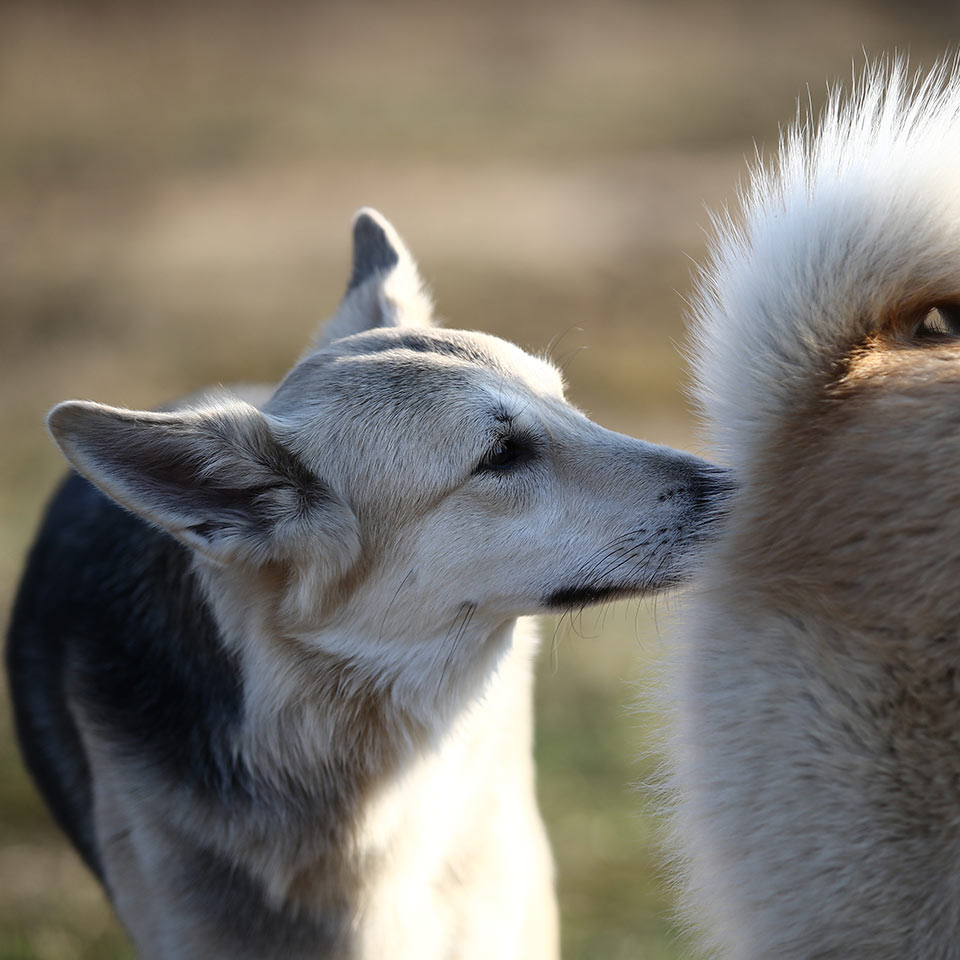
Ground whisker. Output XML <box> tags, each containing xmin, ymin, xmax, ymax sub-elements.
<box><xmin>437</xmin><ymin>602</ymin><xmax>477</xmax><ymax>696</ymax></box>
<box><xmin>377</xmin><ymin>567</ymin><xmax>416</xmax><ymax>644</ymax></box>
<box><xmin>544</xmin><ymin>324</ymin><xmax>583</xmax><ymax>361</ymax></box>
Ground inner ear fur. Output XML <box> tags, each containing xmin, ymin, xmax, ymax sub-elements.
<box><xmin>47</xmin><ymin>399</ymin><xmax>361</xmax><ymax>570</ymax></box>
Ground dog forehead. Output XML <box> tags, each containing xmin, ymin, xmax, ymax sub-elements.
<box><xmin>274</xmin><ymin>327</ymin><xmax>564</xmax><ymax>414</ymax></box>
<box><xmin>341</xmin><ymin>327</ymin><xmax>561</xmax><ymax>389</ymax></box>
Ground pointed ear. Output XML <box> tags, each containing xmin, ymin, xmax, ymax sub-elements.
<box><xmin>47</xmin><ymin>400</ymin><xmax>360</xmax><ymax>569</ymax></box>
<box><xmin>315</xmin><ymin>207</ymin><xmax>434</xmax><ymax>348</ymax></box>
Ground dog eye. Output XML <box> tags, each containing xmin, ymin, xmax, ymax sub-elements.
<box><xmin>478</xmin><ymin>438</ymin><xmax>522</xmax><ymax>472</ymax></box>
<box><xmin>915</xmin><ymin>306</ymin><xmax>960</xmax><ymax>339</ymax></box>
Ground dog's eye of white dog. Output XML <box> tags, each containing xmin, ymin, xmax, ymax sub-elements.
<box><xmin>483</xmin><ymin>439</ymin><xmax>518</xmax><ymax>469</ymax></box>
<box><xmin>477</xmin><ymin>436</ymin><xmax>528</xmax><ymax>472</ymax></box>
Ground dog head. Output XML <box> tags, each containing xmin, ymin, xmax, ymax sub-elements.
<box><xmin>48</xmin><ymin>210</ymin><xmax>731</xmax><ymax>669</ymax></box>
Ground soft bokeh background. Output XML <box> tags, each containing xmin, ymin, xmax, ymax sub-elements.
<box><xmin>0</xmin><ymin>2</ymin><xmax>955</xmax><ymax>957</ymax></box>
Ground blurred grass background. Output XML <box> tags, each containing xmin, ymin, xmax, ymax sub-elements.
<box><xmin>0</xmin><ymin>2</ymin><xmax>956</xmax><ymax>957</ymax></box>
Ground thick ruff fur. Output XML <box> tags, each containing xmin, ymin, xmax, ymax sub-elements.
<box><xmin>7</xmin><ymin>209</ymin><xmax>729</xmax><ymax>960</ymax></box>
<box><xmin>668</xmin><ymin>61</ymin><xmax>960</xmax><ymax>958</ymax></box>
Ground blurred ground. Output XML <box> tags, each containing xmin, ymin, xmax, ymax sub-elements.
<box><xmin>0</xmin><ymin>2</ymin><xmax>956</xmax><ymax>957</ymax></box>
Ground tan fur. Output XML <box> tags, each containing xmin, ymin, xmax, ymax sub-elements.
<box><xmin>665</xmin><ymin>61</ymin><xmax>960</xmax><ymax>959</ymax></box>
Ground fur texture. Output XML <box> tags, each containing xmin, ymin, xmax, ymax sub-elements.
<box><xmin>8</xmin><ymin>208</ymin><xmax>730</xmax><ymax>960</ymax></box>
<box><xmin>667</xmin><ymin>59</ymin><xmax>960</xmax><ymax>958</ymax></box>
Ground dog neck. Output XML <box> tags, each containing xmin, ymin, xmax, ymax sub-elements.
<box><xmin>194</xmin><ymin>558</ymin><xmax>532</xmax><ymax>787</ymax></box>
<box><xmin>180</xmin><ymin>557</ymin><xmax>540</xmax><ymax>919</ymax></box>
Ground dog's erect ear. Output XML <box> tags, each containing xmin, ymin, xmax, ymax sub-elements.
<box><xmin>47</xmin><ymin>400</ymin><xmax>360</xmax><ymax>570</ymax></box>
<box><xmin>315</xmin><ymin>207</ymin><xmax>434</xmax><ymax>348</ymax></box>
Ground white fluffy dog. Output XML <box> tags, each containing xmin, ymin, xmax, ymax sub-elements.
<box><xmin>667</xmin><ymin>60</ymin><xmax>960</xmax><ymax>958</ymax></box>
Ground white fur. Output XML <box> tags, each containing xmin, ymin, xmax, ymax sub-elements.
<box><xmin>691</xmin><ymin>58</ymin><xmax>960</xmax><ymax>468</ymax></box>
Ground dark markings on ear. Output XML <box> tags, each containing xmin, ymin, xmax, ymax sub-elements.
<box><xmin>313</xmin><ymin>208</ymin><xmax>432</xmax><ymax>350</ymax></box>
<box><xmin>173</xmin><ymin>422</ymin><xmax>331</xmax><ymax>542</ymax></box>
<box><xmin>346</xmin><ymin>210</ymin><xmax>400</xmax><ymax>293</ymax></box>
<box><xmin>49</xmin><ymin>402</ymin><xmax>337</xmax><ymax>562</ymax></box>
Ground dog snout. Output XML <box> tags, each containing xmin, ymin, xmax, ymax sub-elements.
<box><xmin>686</xmin><ymin>465</ymin><xmax>736</xmax><ymax>524</ymax></box>
<box><xmin>650</xmin><ymin>451</ymin><xmax>735</xmax><ymax>510</ymax></box>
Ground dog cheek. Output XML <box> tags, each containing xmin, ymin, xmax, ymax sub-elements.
<box><xmin>273</xmin><ymin>495</ymin><xmax>364</xmax><ymax>626</ymax></box>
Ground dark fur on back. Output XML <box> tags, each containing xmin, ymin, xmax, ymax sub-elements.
<box><xmin>6</xmin><ymin>472</ymin><xmax>247</xmax><ymax>879</ymax></box>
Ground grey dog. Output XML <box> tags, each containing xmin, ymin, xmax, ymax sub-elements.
<box><xmin>8</xmin><ymin>208</ymin><xmax>730</xmax><ymax>959</ymax></box>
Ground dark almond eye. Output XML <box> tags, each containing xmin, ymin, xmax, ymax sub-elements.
<box><xmin>483</xmin><ymin>439</ymin><xmax>516</xmax><ymax>469</ymax></box>
<box><xmin>475</xmin><ymin>430</ymin><xmax>538</xmax><ymax>474</ymax></box>
<box><xmin>477</xmin><ymin>437</ymin><xmax>524</xmax><ymax>472</ymax></box>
